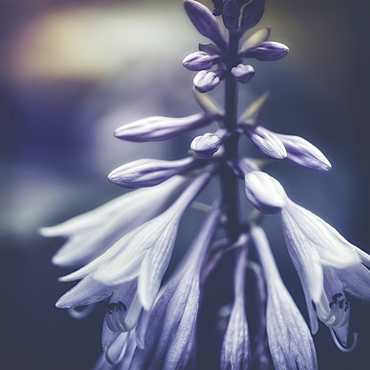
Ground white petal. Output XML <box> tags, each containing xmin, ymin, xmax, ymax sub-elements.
<box><xmin>138</xmin><ymin>219</ymin><xmax>179</xmax><ymax>310</ymax></box>
<box><xmin>286</xmin><ymin>201</ymin><xmax>360</xmax><ymax>268</ymax></box>
<box><xmin>281</xmin><ymin>208</ymin><xmax>324</xmax><ymax>302</ymax></box>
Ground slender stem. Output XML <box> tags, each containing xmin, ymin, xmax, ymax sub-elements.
<box><xmin>220</xmin><ymin>33</ymin><xmax>240</xmax><ymax>242</ymax></box>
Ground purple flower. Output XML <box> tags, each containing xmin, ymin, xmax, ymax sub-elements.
<box><xmin>251</xmin><ymin>224</ymin><xmax>318</xmax><ymax>369</ymax></box>
<box><xmin>246</xmin><ymin>125</ymin><xmax>287</xmax><ymax>160</ymax></box>
<box><xmin>193</xmin><ymin>70</ymin><xmax>224</xmax><ymax>93</ymax></box>
<box><xmin>129</xmin><ymin>204</ymin><xmax>222</xmax><ymax>369</ymax></box>
<box><xmin>281</xmin><ymin>199</ymin><xmax>370</xmax><ymax>349</ymax></box>
<box><xmin>190</xmin><ymin>129</ymin><xmax>228</xmax><ymax>159</ymax></box>
<box><xmin>239</xmin><ymin>27</ymin><xmax>289</xmax><ymax>61</ymax></box>
<box><xmin>108</xmin><ymin>157</ymin><xmax>196</xmax><ymax>188</ymax></box>
<box><xmin>183</xmin><ymin>51</ymin><xmax>221</xmax><ymax>71</ymax></box>
<box><xmin>59</xmin><ymin>170</ymin><xmax>214</xmax><ymax>311</ymax></box>
<box><xmin>244</xmin><ymin>171</ymin><xmax>286</xmax><ymax>214</ymax></box>
<box><xmin>40</xmin><ymin>176</ymin><xmax>190</xmax><ymax>266</ymax></box>
<box><xmin>274</xmin><ymin>132</ymin><xmax>332</xmax><ymax>172</ymax></box>
<box><xmin>114</xmin><ymin>113</ymin><xmax>219</xmax><ymax>142</ymax></box>
<box><xmin>221</xmin><ymin>0</ymin><xmax>240</xmax><ymax>31</ymax></box>
<box><xmin>184</xmin><ymin>0</ymin><xmax>228</xmax><ymax>52</ymax></box>
<box><xmin>231</xmin><ymin>64</ymin><xmax>255</xmax><ymax>84</ymax></box>
<box><xmin>239</xmin><ymin>95</ymin><xmax>331</xmax><ymax>171</ymax></box>
<box><xmin>239</xmin><ymin>0</ymin><xmax>265</xmax><ymax>34</ymax></box>
<box><xmin>245</xmin><ymin>171</ymin><xmax>370</xmax><ymax>349</ymax></box>
<box><xmin>220</xmin><ymin>246</ymin><xmax>250</xmax><ymax>369</ymax></box>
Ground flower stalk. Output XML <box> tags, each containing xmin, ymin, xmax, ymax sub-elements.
<box><xmin>41</xmin><ymin>1</ymin><xmax>370</xmax><ymax>368</ymax></box>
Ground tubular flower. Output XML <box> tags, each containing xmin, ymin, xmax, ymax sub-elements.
<box><xmin>220</xmin><ymin>245</ymin><xmax>250</xmax><ymax>370</ymax></box>
<box><xmin>40</xmin><ymin>176</ymin><xmax>190</xmax><ymax>266</ymax></box>
<box><xmin>60</xmin><ymin>169</ymin><xmax>214</xmax><ymax>311</ymax></box>
<box><xmin>251</xmin><ymin>224</ymin><xmax>318</xmax><ymax>369</ymax></box>
<box><xmin>245</xmin><ymin>170</ymin><xmax>370</xmax><ymax>350</ymax></box>
<box><xmin>41</xmin><ymin>0</ymin><xmax>370</xmax><ymax>368</ymax></box>
<box><xmin>130</xmin><ymin>204</ymin><xmax>222</xmax><ymax>369</ymax></box>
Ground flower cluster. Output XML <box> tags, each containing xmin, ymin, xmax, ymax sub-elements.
<box><xmin>41</xmin><ymin>0</ymin><xmax>370</xmax><ymax>369</ymax></box>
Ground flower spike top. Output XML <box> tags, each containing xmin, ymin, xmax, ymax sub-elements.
<box><xmin>41</xmin><ymin>0</ymin><xmax>370</xmax><ymax>368</ymax></box>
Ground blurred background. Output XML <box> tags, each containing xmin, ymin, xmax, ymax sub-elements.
<box><xmin>1</xmin><ymin>0</ymin><xmax>370</xmax><ymax>368</ymax></box>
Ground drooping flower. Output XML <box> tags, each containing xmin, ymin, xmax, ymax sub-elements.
<box><xmin>244</xmin><ymin>170</ymin><xmax>370</xmax><ymax>349</ymax></box>
<box><xmin>40</xmin><ymin>176</ymin><xmax>190</xmax><ymax>266</ymax></box>
<box><xmin>128</xmin><ymin>203</ymin><xmax>222</xmax><ymax>369</ymax></box>
<box><xmin>220</xmin><ymin>245</ymin><xmax>250</xmax><ymax>370</ymax></box>
<box><xmin>250</xmin><ymin>224</ymin><xmax>318</xmax><ymax>369</ymax></box>
<box><xmin>59</xmin><ymin>169</ymin><xmax>214</xmax><ymax>312</ymax></box>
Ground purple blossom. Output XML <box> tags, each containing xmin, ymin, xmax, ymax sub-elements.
<box><xmin>251</xmin><ymin>224</ymin><xmax>318</xmax><ymax>369</ymax></box>
<box><xmin>129</xmin><ymin>204</ymin><xmax>222</xmax><ymax>369</ymax></box>
<box><xmin>59</xmin><ymin>170</ymin><xmax>214</xmax><ymax>311</ymax></box>
<box><xmin>40</xmin><ymin>176</ymin><xmax>190</xmax><ymax>266</ymax></box>
<box><xmin>245</xmin><ymin>170</ymin><xmax>370</xmax><ymax>350</ymax></box>
<box><xmin>114</xmin><ymin>113</ymin><xmax>219</xmax><ymax>142</ymax></box>
<box><xmin>231</xmin><ymin>64</ymin><xmax>255</xmax><ymax>84</ymax></box>
<box><xmin>184</xmin><ymin>0</ymin><xmax>228</xmax><ymax>51</ymax></box>
<box><xmin>244</xmin><ymin>171</ymin><xmax>287</xmax><ymax>214</ymax></box>
<box><xmin>241</xmin><ymin>41</ymin><xmax>289</xmax><ymax>61</ymax></box>
<box><xmin>239</xmin><ymin>27</ymin><xmax>289</xmax><ymax>61</ymax></box>
<box><xmin>190</xmin><ymin>129</ymin><xmax>228</xmax><ymax>159</ymax></box>
<box><xmin>193</xmin><ymin>70</ymin><xmax>224</xmax><ymax>93</ymax></box>
<box><xmin>108</xmin><ymin>157</ymin><xmax>196</xmax><ymax>188</ymax></box>
<box><xmin>246</xmin><ymin>125</ymin><xmax>287</xmax><ymax>160</ymax></box>
<box><xmin>239</xmin><ymin>0</ymin><xmax>265</xmax><ymax>34</ymax></box>
<box><xmin>220</xmin><ymin>246</ymin><xmax>250</xmax><ymax>369</ymax></box>
<box><xmin>183</xmin><ymin>51</ymin><xmax>221</xmax><ymax>71</ymax></box>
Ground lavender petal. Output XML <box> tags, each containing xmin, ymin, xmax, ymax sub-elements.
<box><xmin>184</xmin><ymin>0</ymin><xmax>228</xmax><ymax>51</ymax></box>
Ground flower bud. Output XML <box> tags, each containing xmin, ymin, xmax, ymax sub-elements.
<box><xmin>275</xmin><ymin>133</ymin><xmax>332</xmax><ymax>172</ymax></box>
<box><xmin>114</xmin><ymin>113</ymin><xmax>218</xmax><ymax>142</ymax></box>
<box><xmin>243</xmin><ymin>41</ymin><xmax>289</xmax><ymax>61</ymax></box>
<box><xmin>193</xmin><ymin>70</ymin><xmax>222</xmax><ymax>93</ymax></box>
<box><xmin>184</xmin><ymin>0</ymin><xmax>228</xmax><ymax>51</ymax></box>
<box><xmin>240</xmin><ymin>0</ymin><xmax>265</xmax><ymax>33</ymax></box>
<box><xmin>239</xmin><ymin>27</ymin><xmax>271</xmax><ymax>54</ymax></box>
<box><xmin>191</xmin><ymin>133</ymin><xmax>221</xmax><ymax>159</ymax></box>
<box><xmin>108</xmin><ymin>157</ymin><xmax>195</xmax><ymax>188</ymax></box>
<box><xmin>231</xmin><ymin>64</ymin><xmax>255</xmax><ymax>84</ymax></box>
<box><xmin>248</xmin><ymin>126</ymin><xmax>287</xmax><ymax>160</ymax></box>
<box><xmin>244</xmin><ymin>171</ymin><xmax>286</xmax><ymax>214</ymax></box>
<box><xmin>222</xmin><ymin>0</ymin><xmax>240</xmax><ymax>31</ymax></box>
<box><xmin>183</xmin><ymin>51</ymin><xmax>220</xmax><ymax>71</ymax></box>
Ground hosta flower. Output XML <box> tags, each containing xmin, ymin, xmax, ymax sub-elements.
<box><xmin>245</xmin><ymin>171</ymin><xmax>370</xmax><ymax>348</ymax></box>
<box><xmin>239</xmin><ymin>94</ymin><xmax>331</xmax><ymax>171</ymax></box>
<box><xmin>129</xmin><ymin>204</ymin><xmax>222</xmax><ymax>369</ymax></box>
<box><xmin>251</xmin><ymin>224</ymin><xmax>318</xmax><ymax>369</ymax></box>
<box><xmin>193</xmin><ymin>70</ymin><xmax>224</xmax><ymax>93</ymax></box>
<box><xmin>231</xmin><ymin>64</ymin><xmax>255</xmax><ymax>84</ymax></box>
<box><xmin>40</xmin><ymin>176</ymin><xmax>190</xmax><ymax>266</ymax></box>
<box><xmin>182</xmin><ymin>51</ymin><xmax>221</xmax><ymax>71</ymax></box>
<box><xmin>184</xmin><ymin>0</ymin><xmax>228</xmax><ymax>52</ymax></box>
<box><xmin>114</xmin><ymin>113</ymin><xmax>219</xmax><ymax>142</ymax></box>
<box><xmin>239</xmin><ymin>27</ymin><xmax>289</xmax><ymax>61</ymax></box>
<box><xmin>220</xmin><ymin>246</ymin><xmax>250</xmax><ymax>369</ymax></box>
<box><xmin>59</xmin><ymin>170</ymin><xmax>214</xmax><ymax>311</ymax></box>
<box><xmin>108</xmin><ymin>157</ymin><xmax>196</xmax><ymax>188</ymax></box>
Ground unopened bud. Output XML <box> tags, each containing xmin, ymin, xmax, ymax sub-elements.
<box><xmin>193</xmin><ymin>70</ymin><xmax>222</xmax><ymax>93</ymax></box>
<box><xmin>183</xmin><ymin>51</ymin><xmax>220</xmax><ymax>71</ymax></box>
<box><xmin>231</xmin><ymin>64</ymin><xmax>255</xmax><ymax>84</ymax></box>
<box><xmin>245</xmin><ymin>171</ymin><xmax>286</xmax><ymax>214</ymax></box>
